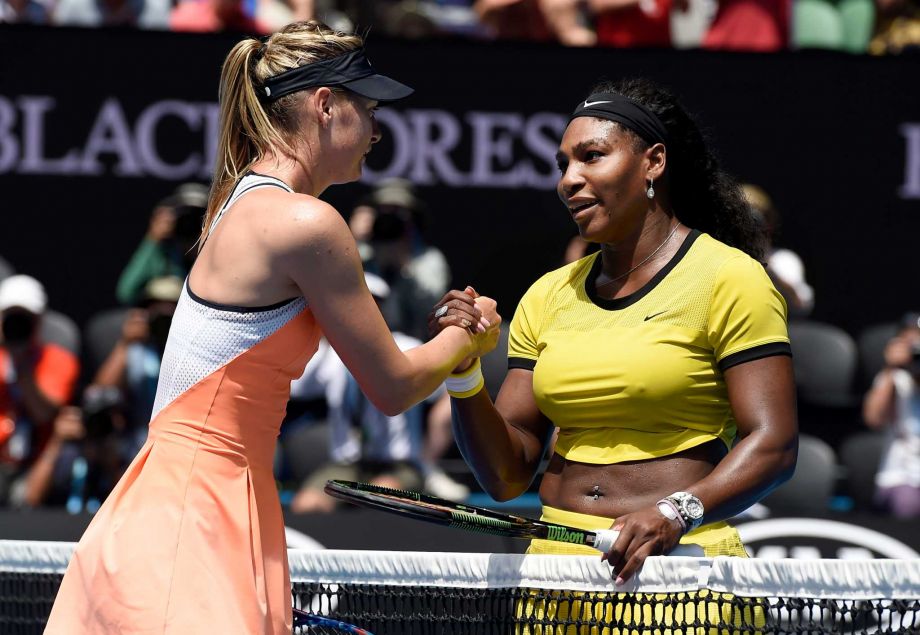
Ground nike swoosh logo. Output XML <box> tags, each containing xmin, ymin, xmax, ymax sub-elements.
<box><xmin>583</xmin><ymin>100</ymin><xmax>613</xmax><ymax>109</ymax></box>
<box><xmin>644</xmin><ymin>311</ymin><xmax>667</xmax><ymax>321</ymax></box>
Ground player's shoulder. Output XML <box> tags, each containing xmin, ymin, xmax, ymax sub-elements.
<box><xmin>690</xmin><ymin>232</ymin><xmax>765</xmax><ymax>278</ymax></box>
<box><xmin>261</xmin><ymin>192</ymin><xmax>350</xmax><ymax>251</ymax></box>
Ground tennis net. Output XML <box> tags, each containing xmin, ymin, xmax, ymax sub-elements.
<box><xmin>2</xmin><ymin>540</ymin><xmax>919</xmax><ymax>634</ymax></box>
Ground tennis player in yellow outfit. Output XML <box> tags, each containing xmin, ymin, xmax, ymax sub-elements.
<box><xmin>430</xmin><ymin>78</ymin><xmax>797</xmax><ymax>633</ymax></box>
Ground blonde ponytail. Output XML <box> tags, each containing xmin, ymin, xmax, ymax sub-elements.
<box><xmin>202</xmin><ymin>21</ymin><xmax>365</xmax><ymax>246</ymax></box>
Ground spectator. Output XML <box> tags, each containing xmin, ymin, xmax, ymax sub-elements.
<box><xmin>869</xmin><ymin>0</ymin><xmax>920</xmax><ymax>53</ymax></box>
<box><xmin>590</xmin><ymin>0</ymin><xmax>683</xmax><ymax>48</ymax></box>
<box><xmin>17</xmin><ymin>387</ymin><xmax>132</xmax><ymax>511</ymax></box>
<box><xmin>793</xmin><ymin>0</ymin><xmax>874</xmax><ymax>53</ymax></box>
<box><xmin>364</xmin><ymin>178</ymin><xmax>451</xmax><ymax>341</ymax></box>
<box><xmin>743</xmin><ymin>183</ymin><xmax>814</xmax><ymax>317</ymax></box>
<box><xmin>170</xmin><ymin>0</ymin><xmax>271</xmax><ymax>32</ymax></box>
<box><xmin>116</xmin><ymin>183</ymin><xmax>206</xmax><ymax>306</ymax></box>
<box><xmin>702</xmin><ymin>0</ymin><xmax>789</xmax><ymax>51</ymax></box>
<box><xmin>0</xmin><ymin>0</ymin><xmax>52</xmax><ymax>23</ymax></box>
<box><xmin>862</xmin><ymin>312</ymin><xmax>920</xmax><ymax>518</ymax></box>
<box><xmin>474</xmin><ymin>0</ymin><xmax>596</xmax><ymax>44</ymax></box>
<box><xmin>54</xmin><ymin>0</ymin><xmax>169</xmax><ymax>27</ymax></box>
<box><xmin>94</xmin><ymin>276</ymin><xmax>183</xmax><ymax>456</ymax></box>
<box><xmin>0</xmin><ymin>275</ymin><xmax>79</xmax><ymax>503</ymax></box>
<box><xmin>289</xmin><ymin>273</ymin><xmax>469</xmax><ymax>513</ymax></box>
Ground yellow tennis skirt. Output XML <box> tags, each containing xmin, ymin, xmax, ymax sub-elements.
<box><xmin>516</xmin><ymin>506</ymin><xmax>762</xmax><ymax>635</ymax></box>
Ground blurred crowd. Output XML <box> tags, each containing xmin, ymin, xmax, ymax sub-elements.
<box><xmin>1</xmin><ymin>0</ymin><xmax>918</xmax><ymax>54</ymax></box>
<box><xmin>0</xmin><ymin>177</ymin><xmax>919</xmax><ymax>522</ymax></box>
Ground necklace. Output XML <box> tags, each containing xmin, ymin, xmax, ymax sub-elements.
<box><xmin>596</xmin><ymin>222</ymin><xmax>682</xmax><ymax>290</ymax></box>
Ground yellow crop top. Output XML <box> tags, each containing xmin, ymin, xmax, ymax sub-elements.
<box><xmin>507</xmin><ymin>230</ymin><xmax>790</xmax><ymax>464</ymax></box>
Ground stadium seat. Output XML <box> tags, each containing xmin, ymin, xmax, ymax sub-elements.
<box><xmin>761</xmin><ymin>433</ymin><xmax>839</xmax><ymax>515</ymax></box>
<box><xmin>82</xmin><ymin>307</ymin><xmax>131</xmax><ymax>376</ymax></box>
<box><xmin>788</xmin><ymin>320</ymin><xmax>859</xmax><ymax>408</ymax></box>
<box><xmin>856</xmin><ymin>321</ymin><xmax>898</xmax><ymax>390</ymax></box>
<box><xmin>40</xmin><ymin>310</ymin><xmax>81</xmax><ymax>356</ymax></box>
<box><xmin>838</xmin><ymin>430</ymin><xmax>886</xmax><ymax>511</ymax></box>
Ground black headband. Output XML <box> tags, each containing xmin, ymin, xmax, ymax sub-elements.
<box><xmin>569</xmin><ymin>93</ymin><xmax>668</xmax><ymax>146</ymax></box>
<box><xmin>261</xmin><ymin>48</ymin><xmax>413</xmax><ymax>103</ymax></box>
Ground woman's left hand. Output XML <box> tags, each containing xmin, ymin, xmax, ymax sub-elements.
<box><xmin>601</xmin><ymin>506</ymin><xmax>684</xmax><ymax>584</ymax></box>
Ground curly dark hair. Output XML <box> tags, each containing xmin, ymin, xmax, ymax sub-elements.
<box><xmin>588</xmin><ymin>78</ymin><xmax>765</xmax><ymax>261</ymax></box>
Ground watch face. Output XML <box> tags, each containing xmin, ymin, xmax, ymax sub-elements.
<box><xmin>682</xmin><ymin>497</ymin><xmax>704</xmax><ymax>520</ymax></box>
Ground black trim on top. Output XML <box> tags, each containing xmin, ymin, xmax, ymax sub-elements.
<box><xmin>508</xmin><ymin>357</ymin><xmax>537</xmax><ymax>371</ymax></box>
<box><xmin>185</xmin><ymin>280</ymin><xmax>300</xmax><ymax>314</ymax></box>
<box><xmin>585</xmin><ymin>229</ymin><xmax>701</xmax><ymax>311</ymax></box>
<box><xmin>719</xmin><ymin>341</ymin><xmax>792</xmax><ymax>372</ymax></box>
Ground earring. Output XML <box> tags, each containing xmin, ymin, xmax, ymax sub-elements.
<box><xmin>646</xmin><ymin>178</ymin><xmax>655</xmax><ymax>199</ymax></box>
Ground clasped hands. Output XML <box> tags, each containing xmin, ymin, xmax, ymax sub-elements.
<box><xmin>428</xmin><ymin>286</ymin><xmax>501</xmax><ymax>372</ymax></box>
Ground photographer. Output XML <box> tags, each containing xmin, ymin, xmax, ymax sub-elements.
<box><xmin>95</xmin><ymin>276</ymin><xmax>182</xmax><ymax>455</ymax></box>
<box><xmin>863</xmin><ymin>311</ymin><xmax>920</xmax><ymax>518</ymax></box>
<box><xmin>115</xmin><ymin>183</ymin><xmax>207</xmax><ymax>306</ymax></box>
<box><xmin>0</xmin><ymin>275</ymin><xmax>79</xmax><ymax>503</ymax></box>
<box><xmin>19</xmin><ymin>387</ymin><xmax>130</xmax><ymax>510</ymax></box>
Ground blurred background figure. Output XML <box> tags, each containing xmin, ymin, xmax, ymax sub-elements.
<box><xmin>793</xmin><ymin>0</ymin><xmax>874</xmax><ymax>53</ymax></box>
<box><xmin>0</xmin><ymin>0</ymin><xmax>52</xmax><ymax>23</ymax></box>
<box><xmin>743</xmin><ymin>183</ymin><xmax>814</xmax><ymax>317</ymax></box>
<box><xmin>869</xmin><ymin>0</ymin><xmax>920</xmax><ymax>53</ymax></box>
<box><xmin>590</xmin><ymin>0</ymin><xmax>681</xmax><ymax>48</ymax></box>
<box><xmin>169</xmin><ymin>0</ymin><xmax>271</xmax><ymax>31</ymax></box>
<box><xmin>16</xmin><ymin>387</ymin><xmax>132</xmax><ymax>512</ymax></box>
<box><xmin>862</xmin><ymin>312</ymin><xmax>920</xmax><ymax>518</ymax></box>
<box><xmin>93</xmin><ymin>275</ymin><xmax>183</xmax><ymax>457</ymax></box>
<box><xmin>362</xmin><ymin>178</ymin><xmax>451</xmax><ymax>342</ymax></box>
<box><xmin>473</xmin><ymin>0</ymin><xmax>593</xmax><ymax>44</ymax></box>
<box><xmin>116</xmin><ymin>183</ymin><xmax>207</xmax><ymax>306</ymax></box>
<box><xmin>0</xmin><ymin>275</ymin><xmax>79</xmax><ymax>504</ymax></box>
<box><xmin>54</xmin><ymin>0</ymin><xmax>169</xmax><ymax>27</ymax></box>
<box><xmin>701</xmin><ymin>0</ymin><xmax>789</xmax><ymax>51</ymax></box>
<box><xmin>289</xmin><ymin>273</ymin><xmax>468</xmax><ymax>513</ymax></box>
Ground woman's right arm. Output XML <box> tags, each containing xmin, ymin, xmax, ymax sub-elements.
<box><xmin>863</xmin><ymin>336</ymin><xmax>910</xmax><ymax>428</ymax></box>
<box><xmin>276</xmin><ymin>198</ymin><xmax>498</xmax><ymax>416</ymax></box>
<box><xmin>450</xmin><ymin>368</ymin><xmax>554</xmax><ymax>501</ymax></box>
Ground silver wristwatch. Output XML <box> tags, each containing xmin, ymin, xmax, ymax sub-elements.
<box><xmin>664</xmin><ymin>491</ymin><xmax>705</xmax><ymax>531</ymax></box>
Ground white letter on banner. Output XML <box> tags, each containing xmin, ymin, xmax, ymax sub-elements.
<box><xmin>0</xmin><ymin>97</ymin><xmax>18</xmax><ymax>173</ymax></box>
<box><xmin>407</xmin><ymin>109</ymin><xmax>466</xmax><ymax>186</ymax></box>
<box><xmin>361</xmin><ymin>107</ymin><xmax>413</xmax><ymax>183</ymax></box>
<box><xmin>200</xmin><ymin>102</ymin><xmax>220</xmax><ymax>179</ymax></box>
<box><xmin>80</xmin><ymin>98</ymin><xmax>142</xmax><ymax>176</ymax></box>
<box><xmin>900</xmin><ymin>123</ymin><xmax>920</xmax><ymax>200</ymax></box>
<box><xmin>523</xmin><ymin>113</ymin><xmax>566</xmax><ymax>190</ymax></box>
<box><xmin>467</xmin><ymin>112</ymin><xmax>524</xmax><ymax>188</ymax></box>
<box><xmin>18</xmin><ymin>96</ymin><xmax>81</xmax><ymax>175</ymax></box>
<box><xmin>136</xmin><ymin>100</ymin><xmax>201</xmax><ymax>180</ymax></box>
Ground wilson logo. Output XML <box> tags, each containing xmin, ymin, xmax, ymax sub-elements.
<box><xmin>546</xmin><ymin>526</ymin><xmax>587</xmax><ymax>545</ymax></box>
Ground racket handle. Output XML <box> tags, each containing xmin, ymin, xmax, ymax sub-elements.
<box><xmin>591</xmin><ymin>528</ymin><xmax>620</xmax><ymax>554</ymax></box>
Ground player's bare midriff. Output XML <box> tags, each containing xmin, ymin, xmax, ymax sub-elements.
<box><xmin>539</xmin><ymin>438</ymin><xmax>725</xmax><ymax>518</ymax></box>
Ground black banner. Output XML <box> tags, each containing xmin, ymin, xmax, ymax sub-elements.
<box><xmin>0</xmin><ymin>26</ymin><xmax>918</xmax><ymax>334</ymax></box>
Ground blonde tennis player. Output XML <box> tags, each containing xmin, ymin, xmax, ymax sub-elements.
<box><xmin>45</xmin><ymin>21</ymin><xmax>499</xmax><ymax>635</ymax></box>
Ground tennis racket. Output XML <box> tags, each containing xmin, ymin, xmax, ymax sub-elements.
<box><xmin>293</xmin><ymin>607</ymin><xmax>373</xmax><ymax>634</ymax></box>
<box><xmin>323</xmin><ymin>479</ymin><xmax>620</xmax><ymax>554</ymax></box>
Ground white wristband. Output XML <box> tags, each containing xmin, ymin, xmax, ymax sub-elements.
<box><xmin>445</xmin><ymin>359</ymin><xmax>484</xmax><ymax>398</ymax></box>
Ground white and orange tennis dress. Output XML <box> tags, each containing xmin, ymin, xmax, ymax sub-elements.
<box><xmin>46</xmin><ymin>174</ymin><xmax>320</xmax><ymax>634</ymax></box>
